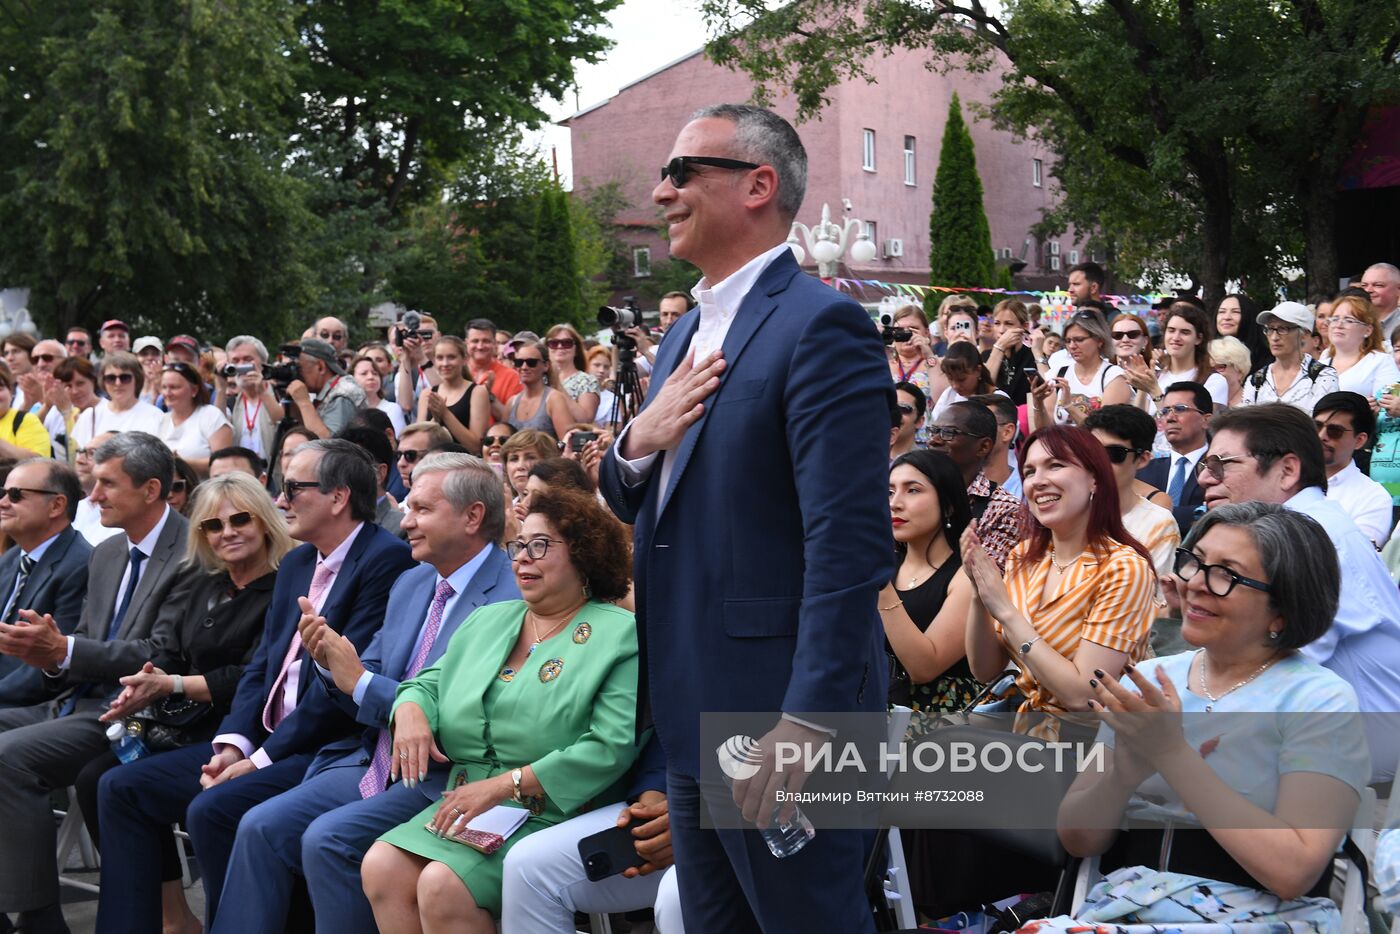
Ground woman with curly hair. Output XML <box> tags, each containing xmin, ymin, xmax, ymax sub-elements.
<box><xmin>363</xmin><ymin>488</ymin><xmax>639</xmax><ymax>933</ymax></box>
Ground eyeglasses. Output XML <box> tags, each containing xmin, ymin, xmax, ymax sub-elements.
<box><xmin>659</xmin><ymin>155</ymin><xmax>761</xmax><ymax>188</ymax></box>
<box><xmin>1173</xmin><ymin>548</ymin><xmax>1272</xmax><ymax>597</ymax></box>
<box><xmin>512</xmin><ymin>357</ymin><xmax>544</xmax><ymax>369</ymax></box>
<box><xmin>169</xmin><ymin>480</ymin><xmax>188</xmax><ymax>495</ymax></box>
<box><xmin>896</xmin><ymin>403</ymin><xmax>917</xmax><ymax>418</ymax></box>
<box><xmin>318</xmin><ymin>330</ymin><xmax>345</xmax><ymax>341</ymax></box>
<box><xmin>1111</xmin><ymin>329</ymin><xmax>1143</xmax><ymax>341</ymax></box>
<box><xmin>31</xmin><ymin>353</ymin><xmax>56</xmax><ymax>364</ymax></box>
<box><xmin>399</xmin><ymin>448</ymin><xmax>426</xmax><ymax>463</ymax></box>
<box><xmin>102</xmin><ymin>372</ymin><xmax>135</xmax><ymax>385</ymax></box>
<box><xmin>546</xmin><ymin>339</ymin><xmax>576</xmax><ymax>350</ymax></box>
<box><xmin>506</xmin><ymin>537</ymin><xmax>565</xmax><ymax>561</ymax></box>
<box><xmin>75</xmin><ymin>446</ymin><xmax>96</xmax><ymax>459</ymax></box>
<box><xmin>1101</xmin><ymin>444</ymin><xmax>1146</xmax><ymax>464</ymax></box>
<box><xmin>66</xmin><ymin>339</ymin><xmax>89</xmax><ymax>347</ymax></box>
<box><xmin>928</xmin><ymin>425</ymin><xmax>989</xmax><ymax>442</ymax></box>
<box><xmin>1314</xmin><ymin>419</ymin><xmax>1354</xmax><ymax>441</ymax></box>
<box><xmin>281</xmin><ymin>479</ymin><xmax>319</xmax><ymax>501</ymax></box>
<box><xmin>1193</xmin><ymin>452</ymin><xmax>1255</xmax><ymax>480</ymax></box>
<box><xmin>1263</xmin><ymin>325</ymin><xmax>1298</xmax><ymax>337</ymax></box>
<box><xmin>199</xmin><ymin>511</ymin><xmax>254</xmax><ymax>535</ymax></box>
<box><xmin>481</xmin><ymin>436</ymin><xmax>507</xmax><ymax>447</ymax></box>
<box><xmin>1064</xmin><ymin>335</ymin><xmax>1096</xmax><ymax>346</ymax></box>
<box><xmin>1156</xmin><ymin>404</ymin><xmax>1206</xmax><ymax>419</ymax></box>
<box><xmin>2</xmin><ymin>487</ymin><xmax>60</xmax><ymax>503</ymax></box>
<box><xmin>1331</xmin><ymin>317</ymin><xmax>1367</xmax><ymax>328</ymax></box>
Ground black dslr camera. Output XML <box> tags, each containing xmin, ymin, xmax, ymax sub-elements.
<box><xmin>598</xmin><ymin>297</ymin><xmax>641</xmax><ymax>364</ymax></box>
<box><xmin>880</xmin><ymin>314</ymin><xmax>912</xmax><ymax>346</ymax></box>
<box><xmin>395</xmin><ymin>310</ymin><xmax>428</xmax><ymax>345</ymax></box>
<box><xmin>263</xmin><ymin>344</ymin><xmax>301</xmax><ymax>390</ymax></box>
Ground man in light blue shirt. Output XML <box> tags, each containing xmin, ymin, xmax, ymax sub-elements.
<box><xmin>1194</xmin><ymin>403</ymin><xmax>1400</xmax><ymax>782</ymax></box>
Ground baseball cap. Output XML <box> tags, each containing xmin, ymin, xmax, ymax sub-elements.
<box><xmin>1256</xmin><ymin>301</ymin><xmax>1313</xmax><ymax>332</ymax></box>
<box><xmin>100</xmin><ymin>319</ymin><xmax>128</xmax><ymax>333</ymax></box>
<box><xmin>298</xmin><ymin>338</ymin><xmax>346</xmax><ymax>375</ymax></box>
<box><xmin>132</xmin><ymin>336</ymin><xmax>164</xmax><ymax>355</ymax></box>
<box><xmin>167</xmin><ymin>334</ymin><xmax>200</xmax><ymax>357</ymax></box>
<box><xmin>508</xmin><ymin>330</ymin><xmax>541</xmax><ymax>347</ymax></box>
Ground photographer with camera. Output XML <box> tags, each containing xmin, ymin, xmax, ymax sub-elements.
<box><xmin>392</xmin><ymin>312</ymin><xmax>442</xmax><ymax>416</ymax></box>
<box><xmin>286</xmin><ymin>339</ymin><xmax>366</xmax><ymax>439</ymax></box>
<box><xmin>224</xmin><ymin>336</ymin><xmax>283</xmax><ymax>461</ymax></box>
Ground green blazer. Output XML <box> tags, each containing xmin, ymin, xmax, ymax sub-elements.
<box><xmin>392</xmin><ymin>598</ymin><xmax>640</xmax><ymax>820</ymax></box>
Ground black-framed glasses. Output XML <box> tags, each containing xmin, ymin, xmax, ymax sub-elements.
<box><xmin>102</xmin><ymin>372</ymin><xmax>135</xmax><ymax>385</ymax></box>
<box><xmin>896</xmin><ymin>403</ymin><xmax>915</xmax><ymax>416</ymax></box>
<box><xmin>1314</xmin><ymin>419</ymin><xmax>1353</xmax><ymax>441</ymax></box>
<box><xmin>512</xmin><ymin>357</ymin><xmax>543</xmax><ymax>369</ymax></box>
<box><xmin>1156</xmin><ymin>404</ymin><xmax>1206</xmax><ymax>419</ymax></box>
<box><xmin>928</xmin><ymin>425</ymin><xmax>989</xmax><ymax>442</ymax></box>
<box><xmin>1111</xmin><ymin>329</ymin><xmax>1143</xmax><ymax>341</ymax></box>
<box><xmin>3</xmin><ymin>487</ymin><xmax>59</xmax><ymax>504</ymax></box>
<box><xmin>318</xmin><ymin>330</ymin><xmax>345</xmax><ymax>341</ymax></box>
<box><xmin>199</xmin><ymin>511</ymin><xmax>254</xmax><ymax>535</ymax></box>
<box><xmin>1194</xmin><ymin>452</ymin><xmax>1254</xmax><ymax>480</ymax></box>
<box><xmin>1173</xmin><ymin>548</ymin><xmax>1272</xmax><ymax>597</ymax></box>
<box><xmin>1101</xmin><ymin>444</ymin><xmax>1146</xmax><ymax>465</ymax></box>
<box><xmin>506</xmin><ymin>537</ymin><xmax>565</xmax><ymax>561</ymax></box>
<box><xmin>1263</xmin><ymin>324</ymin><xmax>1299</xmax><ymax>337</ymax></box>
<box><xmin>281</xmin><ymin>479</ymin><xmax>320</xmax><ymax>501</ymax></box>
<box><xmin>398</xmin><ymin>449</ymin><xmax>426</xmax><ymax>463</ymax></box>
<box><xmin>660</xmin><ymin>156</ymin><xmax>761</xmax><ymax>188</ymax></box>
<box><xmin>481</xmin><ymin>436</ymin><xmax>507</xmax><ymax>447</ymax></box>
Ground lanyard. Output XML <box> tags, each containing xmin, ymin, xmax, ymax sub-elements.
<box><xmin>243</xmin><ymin>395</ymin><xmax>262</xmax><ymax>433</ymax></box>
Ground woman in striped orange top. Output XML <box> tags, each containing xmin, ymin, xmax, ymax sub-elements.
<box><xmin>962</xmin><ymin>425</ymin><xmax>1157</xmax><ymax>726</ymax></box>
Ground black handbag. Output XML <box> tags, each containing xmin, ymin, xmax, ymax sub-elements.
<box><xmin>125</xmin><ymin>696</ymin><xmax>215</xmax><ymax>752</ymax></box>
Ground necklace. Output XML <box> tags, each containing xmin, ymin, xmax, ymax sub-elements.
<box><xmin>903</xmin><ymin>559</ymin><xmax>942</xmax><ymax>588</ymax></box>
<box><xmin>1194</xmin><ymin>649</ymin><xmax>1277</xmax><ymax>712</ymax></box>
<box><xmin>1048</xmin><ymin>544</ymin><xmax>1078</xmax><ymax>574</ymax></box>
<box><xmin>527</xmin><ymin>604</ymin><xmax>584</xmax><ymax>657</ymax></box>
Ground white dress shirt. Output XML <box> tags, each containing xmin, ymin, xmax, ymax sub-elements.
<box><xmin>74</xmin><ymin>496</ymin><xmax>123</xmax><ymax>546</ymax></box>
<box><xmin>1326</xmin><ymin>460</ymin><xmax>1395</xmax><ymax>548</ymax></box>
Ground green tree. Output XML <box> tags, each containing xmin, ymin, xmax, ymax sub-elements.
<box><xmin>526</xmin><ymin>186</ymin><xmax>585</xmax><ymax>334</ymax></box>
<box><xmin>928</xmin><ymin>94</ymin><xmax>995</xmax><ymax>295</ymax></box>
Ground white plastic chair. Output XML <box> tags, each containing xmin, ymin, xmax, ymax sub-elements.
<box><xmin>55</xmin><ymin>788</ymin><xmax>100</xmax><ymax>894</ymax></box>
<box><xmin>880</xmin><ymin>706</ymin><xmax>918</xmax><ymax>930</ymax></box>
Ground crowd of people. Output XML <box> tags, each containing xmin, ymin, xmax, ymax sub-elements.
<box><xmin>0</xmin><ymin>101</ymin><xmax>1396</xmax><ymax>934</ymax></box>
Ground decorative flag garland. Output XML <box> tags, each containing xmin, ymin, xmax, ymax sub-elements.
<box><xmin>823</xmin><ymin>277</ymin><xmax>1169</xmax><ymax>329</ymax></box>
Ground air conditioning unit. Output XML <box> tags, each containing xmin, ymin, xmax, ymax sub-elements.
<box><xmin>883</xmin><ymin>238</ymin><xmax>904</xmax><ymax>258</ymax></box>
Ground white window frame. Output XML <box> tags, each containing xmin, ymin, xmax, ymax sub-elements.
<box><xmin>1069</xmin><ymin>249</ymin><xmax>1080</xmax><ymax>265</ymax></box>
<box><xmin>862</xmin><ymin>129</ymin><xmax>876</xmax><ymax>172</ymax></box>
<box><xmin>865</xmin><ymin>220</ymin><xmax>878</xmax><ymax>250</ymax></box>
<box><xmin>632</xmin><ymin>247</ymin><xmax>651</xmax><ymax>278</ymax></box>
<box><xmin>1032</xmin><ymin>158</ymin><xmax>1043</xmax><ymax>188</ymax></box>
<box><xmin>903</xmin><ymin>136</ymin><xmax>916</xmax><ymax>186</ymax></box>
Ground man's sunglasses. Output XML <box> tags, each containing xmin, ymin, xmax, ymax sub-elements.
<box><xmin>3</xmin><ymin>487</ymin><xmax>59</xmax><ymax>503</ymax></box>
<box><xmin>1156</xmin><ymin>404</ymin><xmax>1205</xmax><ymax>418</ymax></box>
<box><xmin>896</xmin><ymin>403</ymin><xmax>915</xmax><ymax>416</ymax></box>
<box><xmin>660</xmin><ymin>156</ymin><xmax>761</xmax><ymax>188</ymax></box>
<box><xmin>1194</xmin><ymin>452</ymin><xmax>1254</xmax><ymax>480</ymax></box>
<box><xmin>1101</xmin><ymin>444</ymin><xmax>1146</xmax><ymax>464</ymax></box>
<box><xmin>102</xmin><ymin>372</ymin><xmax>135</xmax><ymax>385</ymax></box>
<box><xmin>512</xmin><ymin>357</ymin><xmax>544</xmax><ymax>369</ymax></box>
<box><xmin>928</xmin><ymin>425</ymin><xmax>990</xmax><ymax>442</ymax></box>
<box><xmin>1314</xmin><ymin>419</ymin><xmax>1353</xmax><ymax>441</ymax></box>
<box><xmin>200</xmin><ymin>511</ymin><xmax>254</xmax><ymax>535</ymax></box>
<box><xmin>1111</xmin><ymin>329</ymin><xmax>1143</xmax><ymax>341</ymax></box>
<box><xmin>399</xmin><ymin>449</ymin><xmax>426</xmax><ymax>463</ymax></box>
<box><xmin>31</xmin><ymin>353</ymin><xmax>57</xmax><ymax>364</ymax></box>
<box><xmin>545</xmin><ymin>339</ymin><xmax>576</xmax><ymax>351</ymax></box>
<box><xmin>318</xmin><ymin>330</ymin><xmax>345</xmax><ymax>341</ymax></box>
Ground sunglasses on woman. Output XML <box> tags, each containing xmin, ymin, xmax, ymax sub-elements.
<box><xmin>170</xmin><ymin>479</ymin><xmax>188</xmax><ymax>494</ymax></box>
<box><xmin>512</xmin><ymin>357</ymin><xmax>543</xmax><ymax>369</ymax></box>
<box><xmin>1101</xmin><ymin>444</ymin><xmax>1146</xmax><ymax>464</ymax></box>
<box><xmin>103</xmin><ymin>372</ymin><xmax>135</xmax><ymax>385</ymax></box>
<box><xmin>482</xmin><ymin>436</ymin><xmax>507</xmax><ymax>447</ymax></box>
<box><xmin>199</xmin><ymin>511</ymin><xmax>254</xmax><ymax>534</ymax></box>
<box><xmin>545</xmin><ymin>339</ymin><xmax>575</xmax><ymax>350</ymax></box>
<box><xmin>1111</xmin><ymin>329</ymin><xmax>1143</xmax><ymax>341</ymax></box>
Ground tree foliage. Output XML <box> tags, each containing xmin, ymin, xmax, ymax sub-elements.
<box><xmin>525</xmin><ymin>186</ymin><xmax>586</xmax><ymax>335</ymax></box>
<box><xmin>928</xmin><ymin>93</ymin><xmax>995</xmax><ymax>293</ymax></box>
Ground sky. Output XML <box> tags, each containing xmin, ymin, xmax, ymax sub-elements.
<box><xmin>531</xmin><ymin>0</ymin><xmax>711</xmax><ymax>188</ymax></box>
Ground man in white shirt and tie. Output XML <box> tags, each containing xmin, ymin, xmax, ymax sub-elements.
<box><xmin>1137</xmin><ymin>381</ymin><xmax>1211</xmax><ymax>536</ymax></box>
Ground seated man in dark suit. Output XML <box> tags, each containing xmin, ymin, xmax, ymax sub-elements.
<box><xmin>0</xmin><ymin>432</ymin><xmax>194</xmax><ymax>934</ymax></box>
<box><xmin>0</xmin><ymin>459</ymin><xmax>91</xmax><ymax>686</ymax></box>
<box><xmin>1137</xmin><ymin>381</ymin><xmax>1212</xmax><ymax>536</ymax></box>
<box><xmin>95</xmin><ymin>438</ymin><xmax>416</xmax><ymax>933</ymax></box>
<box><xmin>215</xmin><ymin>451</ymin><xmax>518</xmax><ymax>934</ymax></box>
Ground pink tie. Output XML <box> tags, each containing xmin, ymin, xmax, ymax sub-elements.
<box><xmin>263</xmin><ymin>562</ymin><xmax>335</xmax><ymax>732</ymax></box>
<box><xmin>360</xmin><ymin>579</ymin><xmax>455</xmax><ymax>798</ymax></box>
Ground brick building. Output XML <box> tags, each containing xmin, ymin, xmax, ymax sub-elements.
<box><xmin>564</xmin><ymin>45</ymin><xmax>1082</xmax><ymax>293</ymax></box>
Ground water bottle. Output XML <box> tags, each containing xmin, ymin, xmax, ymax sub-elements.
<box><xmin>716</xmin><ymin>734</ymin><xmax>816</xmax><ymax>858</ymax></box>
<box><xmin>106</xmin><ymin>721</ymin><xmax>148</xmax><ymax>764</ymax></box>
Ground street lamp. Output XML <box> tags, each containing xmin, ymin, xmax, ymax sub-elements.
<box><xmin>786</xmin><ymin>203</ymin><xmax>879</xmax><ymax>278</ymax></box>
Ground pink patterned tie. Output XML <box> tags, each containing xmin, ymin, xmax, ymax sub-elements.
<box><xmin>263</xmin><ymin>562</ymin><xmax>335</xmax><ymax>732</ymax></box>
<box><xmin>360</xmin><ymin>579</ymin><xmax>455</xmax><ymax>798</ymax></box>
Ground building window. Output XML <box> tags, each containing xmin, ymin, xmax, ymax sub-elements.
<box><xmin>1069</xmin><ymin>249</ymin><xmax>1080</xmax><ymax>265</ymax></box>
<box><xmin>1032</xmin><ymin>158</ymin><xmax>1043</xmax><ymax>188</ymax></box>
<box><xmin>865</xmin><ymin>220</ymin><xmax>878</xmax><ymax>248</ymax></box>
<box><xmin>633</xmin><ymin>247</ymin><xmax>651</xmax><ymax>278</ymax></box>
<box><xmin>903</xmin><ymin>136</ymin><xmax>916</xmax><ymax>185</ymax></box>
<box><xmin>862</xmin><ymin>129</ymin><xmax>876</xmax><ymax>172</ymax></box>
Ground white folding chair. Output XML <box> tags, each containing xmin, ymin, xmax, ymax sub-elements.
<box><xmin>55</xmin><ymin>787</ymin><xmax>100</xmax><ymax>894</ymax></box>
<box><xmin>880</xmin><ymin>706</ymin><xmax>918</xmax><ymax>930</ymax></box>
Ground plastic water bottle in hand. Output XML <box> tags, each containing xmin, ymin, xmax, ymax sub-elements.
<box><xmin>106</xmin><ymin>721</ymin><xmax>148</xmax><ymax>764</ymax></box>
<box><xmin>716</xmin><ymin>734</ymin><xmax>816</xmax><ymax>858</ymax></box>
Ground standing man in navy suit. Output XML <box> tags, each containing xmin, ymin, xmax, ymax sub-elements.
<box><xmin>96</xmin><ymin>439</ymin><xmax>416</xmax><ymax>932</ymax></box>
<box><xmin>1137</xmin><ymin>381</ymin><xmax>1211</xmax><ymax>536</ymax></box>
<box><xmin>212</xmin><ymin>452</ymin><xmax>519</xmax><ymax>934</ymax></box>
<box><xmin>598</xmin><ymin>104</ymin><xmax>894</xmax><ymax>933</ymax></box>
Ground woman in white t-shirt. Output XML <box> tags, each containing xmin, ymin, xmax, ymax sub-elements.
<box><xmin>1031</xmin><ymin>308</ymin><xmax>1130</xmax><ymax>428</ymax></box>
<box><xmin>1321</xmin><ymin>293</ymin><xmax>1400</xmax><ymax>399</ymax></box>
<box><xmin>90</xmin><ymin>352</ymin><xmax>165</xmax><ymax>440</ymax></box>
<box><xmin>352</xmin><ymin>355</ymin><xmax>407</xmax><ymax>437</ymax></box>
<box><xmin>157</xmin><ymin>361</ymin><xmax>232</xmax><ymax>476</ymax></box>
<box><xmin>1153</xmin><ymin>302</ymin><xmax>1229</xmax><ymax>409</ymax></box>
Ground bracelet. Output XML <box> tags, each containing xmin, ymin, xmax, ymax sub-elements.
<box><xmin>511</xmin><ymin>767</ymin><xmax>523</xmax><ymax>803</ymax></box>
<box><xmin>170</xmin><ymin>674</ymin><xmax>185</xmax><ymax>696</ymax></box>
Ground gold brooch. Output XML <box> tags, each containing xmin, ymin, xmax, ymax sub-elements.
<box><xmin>572</xmin><ymin>623</ymin><xmax>592</xmax><ymax>644</ymax></box>
<box><xmin>498</xmin><ymin>667</ymin><xmax>516</xmax><ymax>682</ymax></box>
<box><xmin>539</xmin><ymin>657</ymin><xmax>564</xmax><ymax>683</ymax></box>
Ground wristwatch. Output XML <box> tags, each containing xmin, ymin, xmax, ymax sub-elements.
<box><xmin>1020</xmin><ymin>636</ymin><xmax>1043</xmax><ymax>657</ymax></box>
<box><xmin>510</xmin><ymin>768</ymin><xmax>523</xmax><ymax>804</ymax></box>
<box><xmin>170</xmin><ymin>674</ymin><xmax>185</xmax><ymax>696</ymax></box>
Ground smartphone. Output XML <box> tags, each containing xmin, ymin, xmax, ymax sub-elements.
<box><xmin>577</xmin><ymin>820</ymin><xmax>646</xmax><ymax>881</ymax></box>
<box><xmin>1024</xmin><ymin>367</ymin><xmax>1044</xmax><ymax>386</ymax></box>
<box><xmin>570</xmin><ymin>430</ymin><xmax>599</xmax><ymax>453</ymax></box>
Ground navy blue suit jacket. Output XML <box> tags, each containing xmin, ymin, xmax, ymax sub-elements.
<box><xmin>309</xmin><ymin>545</ymin><xmax>520</xmax><ymax>779</ymax></box>
<box><xmin>216</xmin><ymin>522</ymin><xmax>416</xmax><ymax>763</ymax></box>
<box><xmin>599</xmin><ymin>250</ymin><xmax>896</xmax><ymax>775</ymax></box>
<box><xmin>1138</xmin><ymin>455</ymin><xmax>1205</xmax><ymax>538</ymax></box>
<box><xmin>0</xmin><ymin>525</ymin><xmax>92</xmax><ymax>695</ymax></box>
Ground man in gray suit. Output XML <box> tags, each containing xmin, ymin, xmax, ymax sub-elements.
<box><xmin>0</xmin><ymin>432</ymin><xmax>196</xmax><ymax>934</ymax></box>
<box><xmin>0</xmin><ymin>460</ymin><xmax>91</xmax><ymax>686</ymax></box>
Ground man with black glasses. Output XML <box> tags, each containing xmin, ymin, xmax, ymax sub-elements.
<box><xmin>926</xmin><ymin>401</ymin><xmax>1021</xmax><ymax>570</ymax></box>
<box><xmin>890</xmin><ymin>381</ymin><xmax>923</xmax><ymax>462</ymax></box>
<box><xmin>1137</xmin><ymin>381</ymin><xmax>1211</xmax><ymax>536</ymax></box>
<box><xmin>1313</xmin><ymin>391</ymin><xmax>1393</xmax><ymax>547</ymax></box>
<box><xmin>314</xmin><ymin>316</ymin><xmax>350</xmax><ymax>355</ymax></box>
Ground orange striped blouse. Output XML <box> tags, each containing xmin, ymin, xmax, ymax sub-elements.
<box><xmin>996</xmin><ymin>537</ymin><xmax>1157</xmax><ymax>719</ymax></box>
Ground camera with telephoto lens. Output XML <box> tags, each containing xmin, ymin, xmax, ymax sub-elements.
<box><xmin>263</xmin><ymin>345</ymin><xmax>301</xmax><ymax>390</ymax></box>
<box><xmin>395</xmin><ymin>310</ymin><xmax>427</xmax><ymax>345</ymax></box>
<box><xmin>218</xmin><ymin>363</ymin><xmax>258</xmax><ymax>379</ymax></box>
<box><xmin>598</xmin><ymin>297</ymin><xmax>641</xmax><ymax>363</ymax></box>
<box><xmin>880</xmin><ymin>314</ymin><xmax>913</xmax><ymax>345</ymax></box>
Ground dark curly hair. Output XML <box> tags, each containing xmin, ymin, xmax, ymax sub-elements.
<box><xmin>525</xmin><ymin>488</ymin><xmax>632</xmax><ymax>602</ymax></box>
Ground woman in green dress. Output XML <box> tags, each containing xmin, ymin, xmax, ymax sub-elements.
<box><xmin>361</xmin><ymin>488</ymin><xmax>638</xmax><ymax>933</ymax></box>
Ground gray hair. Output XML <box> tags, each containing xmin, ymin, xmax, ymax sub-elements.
<box><xmin>1182</xmin><ymin>502</ymin><xmax>1337</xmax><ymax>650</ymax></box>
<box><xmin>1365</xmin><ymin>262</ymin><xmax>1400</xmax><ymax>283</ymax></box>
<box><xmin>692</xmin><ymin>103</ymin><xmax>807</xmax><ymax>220</ymax></box>
<box><xmin>296</xmin><ymin>438</ymin><xmax>377</xmax><ymax>523</ymax></box>
<box><xmin>412</xmin><ymin>452</ymin><xmax>507</xmax><ymax>544</ymax></box>
<box><xmin>1062</xmin><ymin>308</ymin><xmax>1114</xmax><ymax>358</ymax></box>
<box><xmin>225</xmin><ymin>335</ymin><xmax>269</xmax><ymax>363</ymax></box>
<box><xmin>93</xmin><ymin>431</ymin><xmax>176</xmax><ymax>499</ymax></box>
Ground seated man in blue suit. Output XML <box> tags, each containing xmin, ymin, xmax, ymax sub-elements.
<box><xmin>212</xmin><ymin>451</ymin><xmax>519</xmax><ymax>934</ymax></box>
<box><xmin>0</xmin><ymin>459</ymin><xmax>91</xmax><ymax>687</ymax></box>
<box><xmin>1136</xmin><ymin>381</ymin><xmax>1211</xmax><ymax>536</ymax></box>
<box><xmin>96</xmin><ymin>439</ymin><xmax>416</xmax><ymax>933</ymax></box>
